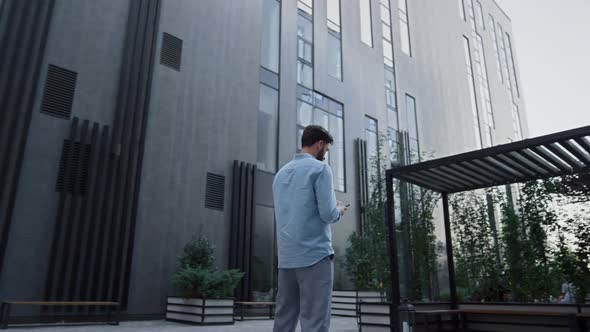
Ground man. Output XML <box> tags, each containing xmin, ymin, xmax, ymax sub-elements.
<box><xmin>272</xmin><ymin>125</ymin><xmax>348</xmax><ymax>332</ymax></box>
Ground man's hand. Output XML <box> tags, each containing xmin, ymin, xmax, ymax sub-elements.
<box><xmin>337</xmin><ymin>201</ymin><xmax>348</xmax><ymax>216</ymax></box>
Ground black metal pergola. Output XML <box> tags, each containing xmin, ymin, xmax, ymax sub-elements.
<box><xmin>384</xmin><ymin>125</ymin><xmax>590</xmax><ymax>329</ymax></box>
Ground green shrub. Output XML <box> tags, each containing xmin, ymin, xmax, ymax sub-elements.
<box><xmin>173</xmin><ymin>235</ymin><xmax>244</xmax><ymax>299</ymax></box>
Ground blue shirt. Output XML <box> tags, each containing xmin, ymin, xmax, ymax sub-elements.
<box><xmin>272</xmin><ymin>153</ymin><xmax>341</xmax><ymax>269</ymax></box>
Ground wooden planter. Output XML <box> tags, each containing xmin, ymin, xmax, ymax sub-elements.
<box><xmin>165</xmin><ymin>297</ymin><xmax>235</xmax><ymax>325</ymax></box>
<box><xmin>332</xmin><ymin>290</ymin><xmax>385</xmax><ymax>318</ymax></box>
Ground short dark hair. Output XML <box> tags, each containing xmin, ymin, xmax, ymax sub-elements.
<box><xmin>301</xmin><ymin>125</ymin><xmax>334</xmax><ymax>148</ymax></box>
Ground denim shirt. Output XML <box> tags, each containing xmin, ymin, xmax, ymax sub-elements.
<box><xmin>272</xmin><ymin>153</ymin><xmax>341</xmax><ymax>269</ymax></box>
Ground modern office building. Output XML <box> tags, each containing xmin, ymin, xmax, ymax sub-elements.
<box><xmin>0</xmin><ymin>0</ymin><xmax>527</xmax><ymax>320</ymax></box>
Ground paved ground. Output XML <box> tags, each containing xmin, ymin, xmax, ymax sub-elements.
<box><xmin>12</xmin><ymin>317</ymin><xmax>359</xmax><ymax>332</ymax></box>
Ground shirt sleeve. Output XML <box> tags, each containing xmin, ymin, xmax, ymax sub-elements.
<box><xmin>314</xmin><ymin>163</ymin><xmax>341</xmax><ymax>224</ymax></box>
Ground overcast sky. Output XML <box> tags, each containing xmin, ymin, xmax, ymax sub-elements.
<box><xmin>494</xmin><ymin>0</ymin><xmax>590</xmax><ymax>137</ymax></box>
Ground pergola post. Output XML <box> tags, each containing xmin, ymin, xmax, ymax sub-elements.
<box><xmin>442</xmin><ymin>192</ymin><xmax>458</xmax><ymax>309</ymax></box>
<box><xmin>385</xmin><ymin>170</ymin><xmax>400</xmax><ymax>332</ymax></box>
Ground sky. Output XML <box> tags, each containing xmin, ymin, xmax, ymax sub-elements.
<box><xmin>494</xmin><ymin>0</ymin><xmax>590</xmax><ymax>137</ymax></box>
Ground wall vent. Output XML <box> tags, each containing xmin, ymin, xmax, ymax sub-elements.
<box><xmin>41</xmin><ymin>65</ymin><xmax>77</xmax><ymax>119</ymax></box>
<box><xmin>205</xmin><ymin>173</ymin><xmax>225</xmax><ymax>211</ymax></box>
<box><xmin>160</xmin><ymin>32</ymin><xmax>182</xmax><ymax>71</ymax></box>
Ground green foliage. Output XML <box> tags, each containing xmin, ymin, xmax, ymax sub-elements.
<box><xmin>173</xmin><ymin>235</ymin><xmax>244</xmax><ymax>299</ymax></box>
<box><xmin>179</xmin><ymin>236</ymin><xmax>215</xmax><ymax>270</ymax></box>
<box><xmin>451</xmin><ymin>191</ymin><xmax>500</xmax><ymax>302</ymax></box>
<box><xmin>344</xmin><ymin>135</ymin><xmax>390</xmax><ymax>292</ymax></box>
<box><xmin>173</xmin><ymin>266</ymin><xmax>244</xmax><ymax>299</ymax></box>
<box><xmin>344</xmin><ymin>134</ymin><xmax>439</xmax><ymax>301</ymax></box>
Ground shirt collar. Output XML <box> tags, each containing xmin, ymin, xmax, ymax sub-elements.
<box><xmin>295</xmin><ymin>153</ymin><xmax>315</xmax><ymax>160</ymax></box>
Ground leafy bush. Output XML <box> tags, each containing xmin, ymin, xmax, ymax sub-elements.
<box><xmin>173</xmin><ymin>235</ymin><xmax>244</xmax><ymax>299</ymax></box>
<box><xmin>173</xmin><ymin>266</ymin><xmax>244</xmax><ymax>299</ymax></box>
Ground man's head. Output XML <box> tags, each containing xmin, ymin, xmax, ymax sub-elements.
<box><xmin>301</xmin><ymin>125</ymin><xmax>334</xmax><ymax>161</ymax></box>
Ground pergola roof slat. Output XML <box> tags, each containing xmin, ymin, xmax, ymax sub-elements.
<box><xmin>459</xmin><ymin>161</ymin><xmax>508</xmax><ymax>183</ymax></box>
<box><xmin>422</xmin><ymin>168</ymin><xmax>475</xmax><ymax>189</ymax></box>
<box><xmin>574</xmin><ymin>136</ymin><xmax>590</xmax><ymax>154</ymax></box>
<box><xmin>508</xmin><ymin>151</ymin><xmax>549</xmax><ymax>175</ymax></box>
<box><xmin>518</xmin><ymin>149</ymin><xmax>561</xmax><ymax>175</ymax></box>
<box><xmin>545</xmin><ymin>143</ymin><xmax>585</xmax><ymax>170</ymax></box>
<box><xmin>388</xmin><ymin>125</ymin><xmax>590</xmax><ymax>194</ymax></box>
<box><xmin>561</xmin><ymin>140</ymin><xmax>590</xmax><ymax>165</ymax></box>
<box><xmin>530</xmin><ymin>146</ymin><xmax>573</xmax><ymax>173</ymax></box>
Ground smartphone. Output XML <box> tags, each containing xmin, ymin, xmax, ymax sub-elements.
<box><xmin>345</xmin><ymin>203</ymin><xmax>351</xmax><ymax>207</ymax></box>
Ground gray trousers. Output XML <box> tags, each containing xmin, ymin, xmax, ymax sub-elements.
<box><xmin>273</xmin><ymin>256</ymin><xmax>334</xmax><ymax>332</ymax></box>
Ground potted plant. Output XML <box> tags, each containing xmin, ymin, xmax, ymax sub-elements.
<box><xmin>166</xmin><ymin>235</ymin><xmax>244</xmax><ymax>325</ymax></box>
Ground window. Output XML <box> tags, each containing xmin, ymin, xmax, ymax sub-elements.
<box><xmin>296</xmin><ymin>90</ymin><xmax>345</xmax><ymax>191</ymax></box>
<box><xmin>512</xmin><ymin>103</ymin><xmax>523</xmax><ymax>140</ymax></box>
<box><xmin>463</xmin><ymin>36</ymin><xmax>483</xmax><ymax>149</ymax></box>
<box><xmin>257</xmin><ymin>84</ymin><xmax>279</xmax><ymax>172</ymax></box>
<box><xmin>385</xmin><ymin>68</ymin><xmax>397</xmax><ymax>110</ymax></box>
<box><xmin>365</xmin><ymin>116</ymin><xmax>379</xmax><ymax>196</ymax></box>
<box><xmin>459</xmin><ymin>0</ymin><xmax>466</xmax><ymax>21</ymax></box>
<box><xmin>251</xmin><ymin>204</ymin><xmax>276</xmax><ymax>301</ymax></box>
<box><xmin>260</xmin><ymin>0</ymin><xmax>280</xmax><ymax>73</ymax></box>
<box><xmin>327</xmin><ymin>0</ymin><xmax>343</xmax><ymax>80</ymax></box>
<box><xmin>497</xmin><ymin>24</ymin><xmax>513</xmax><ymax>102</ymax></box>
<box><xmin>489</xmin><ymin>15</ymin><xmax>503</xmax><ymax>83</ymax></box>
<box><xmin>297</xmin><ymin>62</ymin><xmax>313</xmax><ymax>88</ymax></box>
<box><xmin>398</xmin><ymin>0</ymin><xmax>411</xmax><ymax>56</ymax></box>
<box><xmin>475</xmin><ymin>1</ymin><xmax>485</xmax><ymax>31</ymax></box>
<box><xmin>297</xmin><ymin>0</ymin><xmax>314</xmax><ymax>88</ymax></box>
<box><xmin>474</xmin><ymin>33</ymin><xmax>494</xmax><ymax>147</ymax></box>
<box><xmin>327</xmin><ymin>0</ymin><xmax>341</xmax><ymax>32</ymax></box>
<box><xmin>381</xmin><ymin>0</ymin><xmax>399</xmax><ymax>157</ymax></box>
<box><xmin>404</xmin><ymin>95</ymin><xmax>420</xmax><ymax>163</ymax></box>
<box><xmin>505</xmin><ymin>33</ymin><xmax>520</xmax><ymax>97</ymax></box>
<box><xmin>359</xmin><ymin>0</ymin><xmax>373</xmax><ymax>47</ymax></box>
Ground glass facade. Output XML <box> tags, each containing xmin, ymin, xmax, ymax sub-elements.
<box><xmin>365</xmin><ymin>116</ymin><xmax>379</xmax><ymax>196</ymax></box>
<box><xmin>359</xmin><ymin>0</ymin><xmax>373</xmax><ymax>47</ymax></box>
<box><xmin>505</xmin><ymin>33</ymin><xmax>520</xmax><ymax>98</ymax></box>
<box><xmin>380</xmin><ymin>0</ymin><xmax>399</xmax><ymax>164</ymax></box>
<box><xmin>296</xmin><ymin>89</ymin><xmax>346</xmax><ymax>192</ymax></box>
<box><xmin>327</xmin><ymin>0</ymin><xmax>343</xmax><ymax>80</ymax></box>
<box><xmin>489</xmin><ymin>15</ymin><xmax>503</xmax><ymax>83</ymax></box>
<box><xmin>404</xmin><ymin>94</ymin><xmax>419</xmax><ymax>164</ymax></box>
<box><xmin>398</xmin><ymin>0</ymin><xmax>411</xmax><ymax>56</ymax></box>
<box><xmin>297</xmin><ymin>0</ymin><xmax>313</xmax><ymax>89</ymax></box>
<box><xmin>251</xmin><ymin>204</ymin><xmax>277</xmax><ymax>301</ymax></box>
<box><xmin>260</xmin><ymin>0</ymin><xmax>280</xmax><ymax>73</ymax></box>
<box><xmin>257</xmin><ymin>84</ymin><xmax>279</xmax><ymax>172</ymax></box>
<box><xmin>463</xmin><ymin>36</ymin><xmax>483</xmax><ymax>149</ymax></box>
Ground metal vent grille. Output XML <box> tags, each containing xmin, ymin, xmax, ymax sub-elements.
<box><xmin>55</xmin><ymin>140</ymin><xmax>91</xmax><ymax>195</ymax></box>
<box><xmin>160</xmin><ymin>33</ymin><xmax>182</xmax><ymax>71</ymax></box>
<box><xmin>41</xmin><ymin>65</ymin><xmax>78</xmax><ymax>119</ymax></box>
<box><xmin>205</xmin><ymin>173</ymin><xmax>225</xmax><ymax>211</ymax></box>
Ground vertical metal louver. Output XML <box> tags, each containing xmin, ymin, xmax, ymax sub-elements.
<box><xmin>205</xmin><ymin>173</ymin><xmax>225</xmax><ymax>211</ymax></box>
<box><xmin>41</xmin><ymin>65</ymin><xmax>78</xmax><ymax>119</ymax></box>
<box><xmin>160</xmin><ymin>32</ymin><xmax>182</xmax><ymax>71</ymax></box>
<box><xmin>55</xmin><ymin>140</ymin><xmax>91</xmax><ymax>195</ymax></box>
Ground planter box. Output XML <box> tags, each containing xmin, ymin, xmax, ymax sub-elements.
<box><xmin>332</xmin><ymin>290</ymin><xmax>385</xmax><ymax>318</ymax></box>
<box><xmin>358</xmin><ymin>302</ymin><xmax>392</xmax><ymax>331</ymax></box>
<box><xmin>165</xmin><ymin>297</ymin><xmax>234</xmax><ymax>325</ymax></box>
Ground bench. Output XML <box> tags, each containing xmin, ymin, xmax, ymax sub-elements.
<box><xmin>461</xmin><ymin>309</ymin><xmax>580</xmax><ymax>332</ymax></box>
<box><xmin>234</xmin><ymin>301</ymin><xmax>275</xmax><ymax>321</ymax></box>
<box><xmin>575</xmin><ymin>313</ymin><xmax>590</xmax><ymax>332</ymax></box>
<box><xmin>0</xmin><ymin>301</ymin><xmax>120</xmax><ymax>329</ymax></box>
<box><xmin>416</xmin><ymin>310</ymin><xmax>464</xmax><ymax>332</ymax></box>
